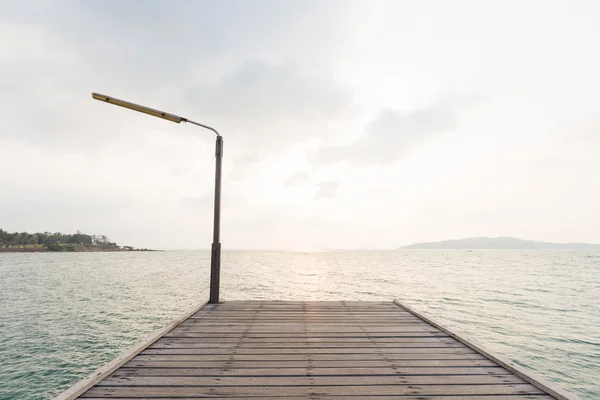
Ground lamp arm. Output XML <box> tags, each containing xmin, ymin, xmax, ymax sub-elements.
<box><xmin>184</xmin><ymin>119</ymin><xmax>221</xmax><ymax>137</ymax></box>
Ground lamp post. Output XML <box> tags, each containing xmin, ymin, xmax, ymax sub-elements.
<box><xmin>91</xmin><ymin>93</ymin><xmax>223</xmax><ymax>304</ymax></box>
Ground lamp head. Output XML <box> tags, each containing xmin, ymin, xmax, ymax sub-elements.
<box><xmin>91</xmin><ymin>93</ymin><xmax>185</xmax><ymax>124</ymax></box>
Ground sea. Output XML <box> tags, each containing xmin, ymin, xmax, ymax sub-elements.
<box><xmin>0</xmin><ymin>250</ymin><xmax>598</xmax><ymax>399</ymax></box>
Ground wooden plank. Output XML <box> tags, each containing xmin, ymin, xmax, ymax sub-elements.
<box><xmin>394</xmin><ymin>300</ymin><xmax>579</xmax><ymax>400</ymax></box>
<box><xmin>197</xmin><ymin>315</ymin><xmax>413</xmax><ymax>318</ymax></box>
<box><xmin>175</xmin><ymin>326</ymin><xmax>442</xmax><ymax>332</ymax></box>
<box><xmin>165</xmin><ymin>331</ymin><xmax>448</xmax><ymax>338</ymax></box>
<box><xmin>203</xmin><ymin>308</ymin><xmax>404</xmax><ymax>311</ymax></box>
<box><xmin>82</xmin><ymin>396</ymin><xmax>555</xmax><ymax>400</ymax></box>
<box><xmin>198</xmin><ymin>310</ymin><xmax>408</xmax><ymax>312</ymax></box>
<box><xmin>98</xmin><ymin>374</ymin><xmax>526</xmax><ymax>386</ymax></box>
<box><xmin>133</xmin><ymin>353</ymin><xmax>489</xmax><ymax>361</ymax></box>
<box><xmin>194</xmin><ymin>310</ymin><xmax>407</xmax><ymax>312</ymax></box>
<box><xmin>53</xmin><ymin>301</ymin><xmax>208</xmax><ymax>400</ymax></box>
<box><xmin>113</xmin><ymin>366</ymin><xmax>512</xmax><ymax>376</ymax></box>
<box><xmin>64</xmin><ymin>300</ymin><xmax>569</xmax><ymax>400</ymax></box>
<box><xmin>209</xmin><ymin>307</ymin><xmax>401</xmax><ymax>310</ymax></box>
<box><xmin>203</xmin><ymin>306</ymin><xmax>403</xmax><ymax>309</ymax></box>
<box><xmin>209</xmin><ymin>310</ymin><xmax>404</xmax><ymax>313</ymax></box>
<box><xmin>187</xmin><ymin>315</ymin><xmax>421</xmax><ymax>318</ymax></box>
<box><xmin>148</xmin><ymin>342</ymin><xmax>465</xmax><ymax>349</ymax></box>
<box><xmin>80</xmin><ymin>383</ymin><xmax>546</xmax><ymax>397</ymax></box>
<box><xmin>209</xmin><ymin>302</ymin><xmax>391</xmax><ymax>304</ymax></box>
<box><xmin>222</xmin><ymin>304</ymin><xmax>397</xmax><ymax>306</ymax></box>
<box><xmin>203</xmin><ymin>307</ymin><xmax>401</xmax><ymax>310</ymax></box>
<box><xmin>198</xmin><ymin>305</ymin><xmax>410</xmax><ymax>316</ymax></box>
<box><xmin>140</xmin><ymin>347</ymin><xmax>477</xmax><ymax>355</ymax></box>
<box><xmin>151</xmin><ymin>336</ymin><xmax>460</xmax><ymax>345</ymax></box>
<box><xmin>159</xmin><ymin>337</ymin><xmax>454</xmax><ymax>343</ymax></box>
<box><xmin>191</xmin><ymin>311</ymin><xmax>419</xmax><ymax>320</ymax></box>
<box><xmin>185</xmin><ymin>318</ymin><xmax>426</xmax><ymax>322</ymax></box>
<box><xmin>123</xmin><ymin>358</ymin><xmax>499</xmax><ymax>368</ymax></box>
<box><xmin>191</xmin><ymin>319</ymin><xmax>425</xmax><ymax>322</ymax></box>
<box><xmin>195</xmin><ymin>311</ymin><xmax>416</xmax><ymax>314</ymax></box>
<box><xmin>185</xmin><ymin>321</ymin><xmax>428</xmax><ymax>324</ymax></box>
<box><xmin>173</xmin><ymin>329</ymin><xmax>442</xmax><ymax>334</ymax></box>
<box><xmin>179</xmin><ymin>319</ymin><xmax>433</xmax><ymax>325</ymax></box>
<box><xmin>162</xmin><ymin>334</ymin><xmax>453</xmax><ymax>341</ymax></box>
<box><xmin>195</xmin><ymin>311</ymin><xmax>408</xmax><ymax>314</ymax></box>
<box><xmin>177</xmin><ymin>324</ymin><xmax>438</xmax><ymax>329</ymax></box>
<box><xmin>183</xmin><ymin>322</ymin><xmax>431</xmax><ymax>325</ymax></box>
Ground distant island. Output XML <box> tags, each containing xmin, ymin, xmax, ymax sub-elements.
<box><xmin>0</xmin><ymin>229</ymin><xmax>161</xmax><ymax>252</ymax></box>
<box><xmin>400</xmin><ymin>236</ymin><xmax>600</xmax><ymax>250</ymax></box>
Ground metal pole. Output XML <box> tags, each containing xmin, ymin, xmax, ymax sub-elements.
<box><xmin>89</xmin><ymin>95</ymin><xmax>224</xmax><ymax>303</ymax></box>
<box><xmin>209</xmin><ymin>135</ymin><xmax>223</xmax><ymax>303</ymax></box>
<box><xmin>185</xmin><ymin>119</ymin><xmax>222</xmax><ymax>304</ymax></box>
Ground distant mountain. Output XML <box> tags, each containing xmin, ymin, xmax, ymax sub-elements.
<box><xmin>400</xmin><ymin>237</ymin><xmax>600</xmax><ymax>250</ymax></box>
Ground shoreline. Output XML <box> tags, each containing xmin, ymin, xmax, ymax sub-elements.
<box><xmin>0</xmin><ymin>247</ymin><xmax>163</xmax><ymax>253</ymax></box>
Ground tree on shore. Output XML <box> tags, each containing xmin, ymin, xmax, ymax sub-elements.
<box><xmin>0</xmin><ymin>229</ymin><xmax>119</xmax><ymax>251</ymax></box>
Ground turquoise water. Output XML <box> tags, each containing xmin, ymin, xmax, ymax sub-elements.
<box><xmin>0</xmin><ymin>250</ymin><xmax>598</xmax><ymax>399</ymax></box>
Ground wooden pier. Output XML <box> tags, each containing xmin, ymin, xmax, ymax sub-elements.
<box><xmin>57</xmin><ymin>300</ymin><xmax>577</xmax><ymax>399</ymax></box>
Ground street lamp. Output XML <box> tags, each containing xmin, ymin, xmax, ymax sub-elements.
<box><xmin>91</xmin><ymin>93</ymin><xmax>223</xmax><ymax>304</ymax></box>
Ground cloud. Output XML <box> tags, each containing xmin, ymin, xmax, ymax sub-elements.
<box><xmin>186</xmin><ymin>59</ymin><xmax>352</xmax><ymax>143</ymax></box>
<box><xmin>0</xmin><ymin>1</ymin><xmax>367</xmax><ymax>250</ymax></box>
<box><xmin>285</xmin><ymin>170</ymin><xmax>311</xmax><ymax>186</ymax></box>
<box><xmin>183</xmin><ymin>58</ymin><xmax>354</xmax><ymax>177</ymax></box>
<box><xmin>314</xmin><ymin>180</ymin><xmax>339</xmax><ymax>200</ymax></box>
<box><xmin>3</xmin><ymin>1</ymin><xmax>600</xmax><ymax>250</ymax></box>
<box><xmin>229</xmin><ymin>155</ymin><xmax>260</xmax><ymax>181</ymax></box>
<box><xmin>314</xmin><ymin>93</ymin><xmax>478</xmax><ymax>166</ymax></box>
<box><xmin>180</xmin><ymin>196</ymin><xmax>214</xmax><ymax>210</ymax></box>
<box><xmin>0</xmin><ymin>1</ymin><xmax>361</xmax><ymax>153</ymax></box>
<box><xmin>180</xmin><ymin>192</ymin><xmax>240</xmax><ymax>210</ymax></box>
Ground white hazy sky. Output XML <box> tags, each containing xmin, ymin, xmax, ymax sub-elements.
<box><xmin>1</xmin><ymin>0</ymin><xmax>599</xmax><ymax>250</ymax></box>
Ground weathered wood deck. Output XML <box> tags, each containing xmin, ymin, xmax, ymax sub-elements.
<box><xmin>57</xmin><ymin>301</ymin><xmax>577</xmax><ymax>399</ymax></box>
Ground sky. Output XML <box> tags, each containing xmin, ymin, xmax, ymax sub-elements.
<box><xmin>1</xmin><ymin>0</ymin><xmax>599</xmax><ymax>250</ymax></box>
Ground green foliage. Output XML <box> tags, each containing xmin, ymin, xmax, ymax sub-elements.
<box><xmin>67</xmin><ymin>232</ymin><xmax>93</xmax><ymax>245</ymax></box>
<box><xmin>45</xmin><ymin>242</ymin><xmax>63</xmax><ymax>251</ymax></box>
<box><xmin>0</xmin><ymin>229</ymin><xmax>118</xmax><ymax>251</ymax></box>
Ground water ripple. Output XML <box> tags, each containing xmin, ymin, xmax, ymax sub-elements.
<box><xmin>0</xmin><ymin>250</ymin><xmax>598</xmax><ymax>399</ymax></box>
